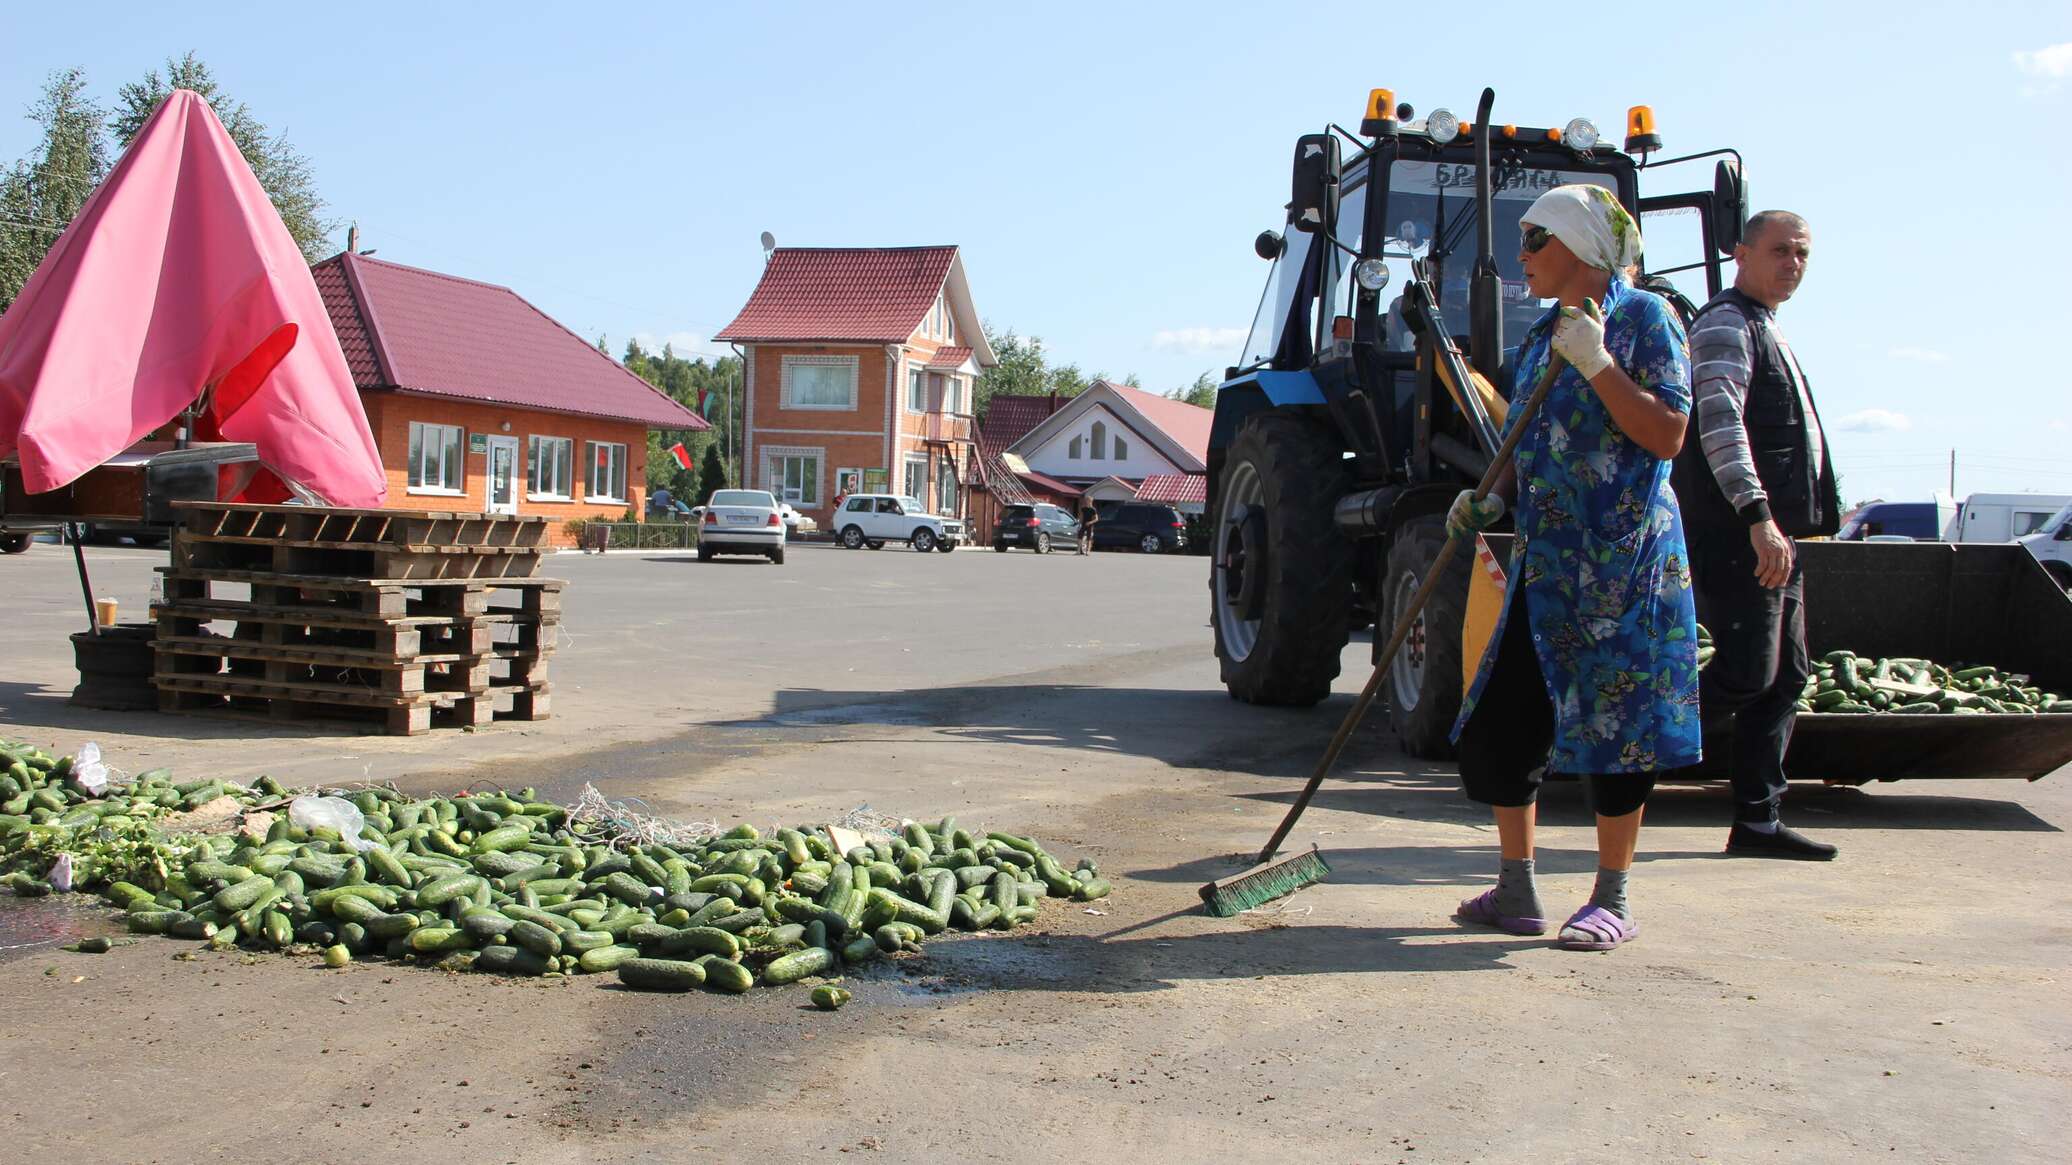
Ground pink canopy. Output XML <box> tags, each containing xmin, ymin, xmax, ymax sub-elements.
<box><xmin>0</xmin><ymin>89</ymin><xmax>384</xmax><ymax>507</ymax></box>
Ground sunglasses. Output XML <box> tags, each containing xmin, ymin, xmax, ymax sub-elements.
<box><xmin>1521</xmin><ymin>225</ymin><xmax>1554</xmax><ymax>254</ymax></box>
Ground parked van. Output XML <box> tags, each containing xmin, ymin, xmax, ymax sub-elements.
<box><xmin>1837</xmin><ymin>498</ymin><xmax>1954</xmax><ymax>541</ymax></box>
<box><xmin>1944</xmin><ymin>493</ymin><xmax>2072</xmax><ymax>543</ymax></box>
<box><xmin>2017</xmin><ymin>501</ymin><xmax>2072</xmax><ymax>590</ymax></box>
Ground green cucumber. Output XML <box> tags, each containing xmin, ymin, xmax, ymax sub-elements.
<box><xmin>507</xmin><ymin>919</ymin><xmax>563</xmax><ymax>958</ymax></box>
<box><xmin>659</xmin><ymin>926</ymin><xmax>740</xmax><ymax>959</ymax></box>
<box><xmin>473</xmin><ymin>945</ymin><xmax>550</xmax><ymax>976</ymax></box>
<box><xmin>618</xmin><ymin>957</ymin><xmax>707</xmax><ymax>992</ymax></box>
<box><xmin>577</xmin><ymin>944</ymin><xmax>643</xmax><ymax>973</ymax></box>
<box><xmin>762</xmin><ymin>946</ymin><xmax>835</xmax><ymax>985</ymax></box>
<box><xmin>702</xmin><ymin>958</ymin><xmax>754</xmax><ymax>994</ymax></box>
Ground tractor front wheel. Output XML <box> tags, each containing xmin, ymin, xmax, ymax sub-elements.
<box><xmin>1383</xmin><ymin>514</ymin><xmax>1473</xmax><ymax>759</ymax></box>
<box><xmin>1210</xmin><ymin>413</ymin><xmax>1352</xmax><ymax>706</ymax></box>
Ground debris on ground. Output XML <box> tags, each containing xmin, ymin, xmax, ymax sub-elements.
<box><xmin>1</xmin><ymin>740</ymin><xmax>1106</xmax><ymax>996</ymax></box>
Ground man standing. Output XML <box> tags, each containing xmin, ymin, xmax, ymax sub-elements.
<box><xmin>1671</xmin><ymin>210</ymin><xmax>1841</xmax><ymax>860</ymax></box>
<box><xmin>1077</xmin><ymin>502</ymin><xmax>1099</xmax><ymax>555</ymax></box>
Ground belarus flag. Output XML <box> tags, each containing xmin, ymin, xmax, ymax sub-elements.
<box><xmin>668</xmin><ymin>442</ymin><xmax>691</xmax><ymax>470</ymax></box>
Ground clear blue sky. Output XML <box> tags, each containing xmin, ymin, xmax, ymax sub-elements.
<box><xmin>4</xmin><ymin>1</ymin><xmax>2067</xmax><ymax>505</ymax></box>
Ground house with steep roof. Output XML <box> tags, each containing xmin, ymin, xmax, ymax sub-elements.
<box><xmin>987</xmin><ymin>380</ymin><xmax>1213</xmax><ymax>515</ymax></box>
<box><xmin>312</xmin><ymin>252</ymin><xmax>707</xmax><ymax>545</ymax></box>
<box><xmin>713</xmin><ymin>246</ymin><xmax>996</xmax><ymax>528</ymax></box>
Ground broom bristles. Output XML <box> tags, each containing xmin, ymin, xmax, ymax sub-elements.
<box><xmin>1198</xmin><ymin>846</ymin><xmax>1330</xmax><ymax>917</ymax></box>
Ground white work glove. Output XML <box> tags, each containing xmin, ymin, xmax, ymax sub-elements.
<box><xmin>1552</xmin><ymin>298</ymin><xmax>1614</xmax><ymax>380</ymax></box>
<box><xmin>1445</xmin><ymin>489</ymin><xmax>1506</xmax><ymax>541</ymax></box>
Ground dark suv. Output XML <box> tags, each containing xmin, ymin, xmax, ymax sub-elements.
<box><xmin>993</xmin><ymin>502</ymin><xmax>1078</xmax><ymax>553</ymax></box>
<box><xmin>1094</xmin><ymin>502</ymin><xmax>1188</xmax><ymax>553</ymax></box>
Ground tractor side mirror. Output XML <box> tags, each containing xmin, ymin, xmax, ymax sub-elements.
<box><xmin>1254</xmin><ymin>230</ymin><xmax>1284</xmax><ymax>260</ymax></box>
<box><xmin>1289</xmin><ymin>133</ymin><xmax>1341</xmax><ymax>235</ymax></box>
<box><xmin>1712</xmin><ymin>159</ymin><xmax>1747</xmax><ymax>256</ymax></box>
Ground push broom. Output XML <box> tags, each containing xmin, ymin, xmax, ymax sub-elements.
<box><xmin>1199</xmin><ymin>320</ymin><xmax>1587</xmax><ymax>916</ymax></box>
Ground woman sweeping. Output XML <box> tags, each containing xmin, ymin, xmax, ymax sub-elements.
<box><xmin>1445</xmin><ymin>183</ymin><xmax>1701</xmax><ymax>951</ymax></box>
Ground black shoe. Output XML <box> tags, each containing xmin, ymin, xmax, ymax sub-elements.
<box><xmin>1726</xmin><ymin>822</ymin><xmax>1838</xmax><ymax>861</ymax></box>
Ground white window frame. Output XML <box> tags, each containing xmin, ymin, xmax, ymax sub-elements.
<box><xmin>780</xmin><ymin>355</ymin><xmax>859</xmax><ymax>411</ymax></box>
<box><xmin>407</xmin><ymin>421</ymin><xmax>465</xmax><ymax>495</ymax></box>
<box><xmin>527</xmin><ymin>435</ymin><xmax>574</xmax><ymax>501</ymax></box>
<box><xmin>1090</xmin><ymin>420</ymin><xmax>1107</xmax><ymax>461</ymax></box>
<box><xmin>759</xmin><ymin>445</ymin><xmax>823</xmax><ymax>507</ymax></box>
<box><xmin>587</xmin><ymin>440</ymin><xmax>628</xmax><ymax>503</ymax></box>
<box><xmin>903</xmin><ymin>453</ymin><xmax>928</xmax><ymax>500</ymax></box>
<box><xmin>906</xmin><ymin>366</ymin><xmax>928</xmax><ymax>414</ymax></box>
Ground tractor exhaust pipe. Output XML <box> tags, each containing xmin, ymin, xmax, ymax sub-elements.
<box><xmin>1467</xmin><ymin>87</ymin><xmax>1502</xmax><ymax>381</ymax></box>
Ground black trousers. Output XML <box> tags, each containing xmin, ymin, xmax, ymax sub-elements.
<box><xmin>1688</xmin><ymin>534</ymin><xmax>1808</xmax><ymax>824</ymax></box>
<box><xmin>1456</xmin><ymin>606</ymin><xmax>1655</xmax><ymax>818</ymax></box>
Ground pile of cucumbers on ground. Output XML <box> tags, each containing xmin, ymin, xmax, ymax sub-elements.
<box><xmin>1797</xmin><ymin>652</ymin><xmax>2069</xmax><ymax>716</ymax></box>
<box><xmin>0</xmin><ymin>738</ymin><xmax>1108</xmax><ymax>998</ymax></box>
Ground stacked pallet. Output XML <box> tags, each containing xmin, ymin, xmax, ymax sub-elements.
<box><xmin>151</xmin><ymin>503</ymin><xmax>563</xmax><ymax>735</ymax></box>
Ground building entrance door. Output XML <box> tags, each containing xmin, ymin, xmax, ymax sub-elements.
<box><xmin>486</xmin><ymin>436</ymin><xmax>519</xmax><ymax>515</ymax></box>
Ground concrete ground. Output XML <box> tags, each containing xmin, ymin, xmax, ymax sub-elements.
<box><xmin>0</xmin><ymin>539</ymin><xmax>2064</xmax><ymax>1164</ymax></box>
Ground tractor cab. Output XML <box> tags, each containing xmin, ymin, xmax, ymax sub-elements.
<box><xmin>1208</xmin><ymin>88</ymin><xmax>1748</xmax><ymax>757</ymax></box>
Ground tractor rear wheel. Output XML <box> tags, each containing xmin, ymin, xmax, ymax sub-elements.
<box><xmin>1383</xmin><ymin>514</ymin><xmax>1473</xmax><ymax>759</ymax></box>
<box><xmin>1211</xmin><ymin>412</ymin><xmax>1352</xmax><ymax>706</ymax></box>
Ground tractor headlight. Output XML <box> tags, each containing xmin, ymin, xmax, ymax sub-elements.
<box><xmin>1426</xmin><ymin>108</ymin><xmax>1460</xmax><ymax>145</ymax></box>
<box><xmin>1353</xmin><ymin>258</ymin><xmax>1391</xmax><ymax>292</ymax></box>
<box><xmin>1563</xmin><ymin>118</ymin><xmax>1600</xmax><ymax>151</ymax></box>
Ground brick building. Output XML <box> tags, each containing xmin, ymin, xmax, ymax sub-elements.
<box><xmin>312</xmin><ymin>253</ymin><xmax>706</xmax><ymax>545</ymax></box>
<box><xmin>714</xmin><ymin>246</ymin><xmax>996</xmax><ymax>528</ymax></box>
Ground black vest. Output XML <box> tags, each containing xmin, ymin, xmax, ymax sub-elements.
<box><xmin>1672</xmin><ymin>288</ymin><xmax>1841</xmax><ymax>539</ymax></box>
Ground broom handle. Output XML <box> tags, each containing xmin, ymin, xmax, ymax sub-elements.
<box><xmin>1253</xmin><ymin>347</ymin><xmax>1572</xmax><ymax>864</ymax></box>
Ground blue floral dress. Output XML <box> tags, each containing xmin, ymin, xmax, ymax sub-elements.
<box><xmin>1449</xmin><ymin>275</ymin><xmax>1703</xmax><ymax>774</ymax></box>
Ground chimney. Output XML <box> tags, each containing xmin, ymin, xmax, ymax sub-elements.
<box><xmin>346</xmin><ymin>223</ymin><xmax>359</xmax><ymax>254</ymax></box>
<box><xmin>1048</xmin><ymin>390</ymin><xmax>1059</xmax><ymax>414</ymax></box>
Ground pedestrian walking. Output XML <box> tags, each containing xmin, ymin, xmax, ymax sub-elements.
<box><xmin>1670</xmin><ymin>210</ymin><xmax>1840</xmax><ymax>860</ymax></box>
<box><xmin>1446</xmin><ymin>184</ymin><xmax>1701</xmax><ymax>951</ymax></box>
<box><xmin>1077</xmin><ymin>503</ymin><xmax>1098</xmax><ymax>555</ymax></box>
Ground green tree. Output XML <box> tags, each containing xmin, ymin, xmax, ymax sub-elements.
<box><xmin>696</xmin><ymin>443</ymin><xmax>729</xmax><ymax>507</ymax></box>
<box><xmin>0</xmin><ymin>68</ymin><xmax>110</xmax><ymax>312</ymax></box>
<box><xmin>1168</xmin><ymin>372</ymin><xmax>1218</xmax><ymax>409</ymax></box>
<box><xmin>611</xmin><ymin>336</ymin><xmax>741</xmax><ymax>500</ymax></box>
<box><xmin>973</xmin><ymin>324</ymin><xmax>1104</xmax><ymax>421</ymax></box>
<box><xmin>112</xmin><ymin>53</ymin><xmax>333</xmax><ymax>261</ymax></box>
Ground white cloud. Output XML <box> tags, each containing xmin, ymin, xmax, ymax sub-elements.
<box><xmin>2014</xmin><ymin>42</ymin><xmax>2072</xmax><ymax>77</ymax></box>
<box><xmin>1887</xmin><ymin>346</ymin><xmax>1948</xmax><ymax>363</ymax></box>
<box><xmin>1152</xmin><ymin>326</ymin><xmax>1247</xmax><ymax>353</ymax></box>
<box><xmin>2051</xmin><ymin>418</ymin><xmax>2069</xmax><ymax>432</ymax></box>
<box><xmin>1833</xmin><ymin>409</ymin><xmax>1913</xmax><ymax>433</ymax></box>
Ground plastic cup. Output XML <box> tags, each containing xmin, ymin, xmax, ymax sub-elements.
<box><xmin>95</xmin><ymin>598</ymin><xmax>118</xmax><ymax>627</ymax></box>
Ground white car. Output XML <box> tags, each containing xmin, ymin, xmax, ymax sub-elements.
<box><xmin>698</xmin><ymin>489</ymin><xmax>786</xmax><ymax>564</ymax></box>
<box><xmin>831</xmin><ymin>493</ymin><xmax>964</xmax><ymax>553</ymax></box>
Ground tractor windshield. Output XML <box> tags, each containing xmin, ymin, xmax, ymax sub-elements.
<box><xmin>1372</xmin><ymin>161</ymin><xmax>1619</xmax><ymax>352</ymax></box>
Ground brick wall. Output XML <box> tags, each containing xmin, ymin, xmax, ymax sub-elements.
<box><xmin>361</xmin><ymin>393</ymin><xmax>653</xmax><ymax>547</ymax></box>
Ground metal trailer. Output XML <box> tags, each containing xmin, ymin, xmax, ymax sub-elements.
<box><xmin>1206</xmin><ymin>87</ymin><xmax>2071</xmax><ymax>783</ymax></box>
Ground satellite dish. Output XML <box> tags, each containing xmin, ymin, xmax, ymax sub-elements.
<box><xmin>759</xmin><ymin>231</ymin><xmax>777</xmax><ymax>261</ymax></box>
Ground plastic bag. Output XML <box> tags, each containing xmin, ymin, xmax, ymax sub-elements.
<box><xmin>69</xmin><ymin>742</ymin><xmax>109</xmax><ymax>797</ymax></box>
<box><xmin>47</xmin><ymin>852</ymin><xmax>74</xmax><ymax>892</ymax></box>
<box><xmin>288</xmin><ymin>795</ymin><xmax>379</xmax><ymax>852</ymax></box>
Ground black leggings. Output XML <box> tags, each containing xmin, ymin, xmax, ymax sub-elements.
<box><xmin>1456</xmin><ymin>605</ymin><xmax>1656</xmax><ymax>818</ymax></box>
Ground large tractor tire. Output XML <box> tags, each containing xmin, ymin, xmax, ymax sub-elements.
<box><xmin>1383</xmin><ymin>514</ymin><xmax>1473</xmax><ymax>759</ymax></box>
<box><xmin>1211</xmin><ymin>412</ymin><xmax>1353</xmax><ymax>706</ymax></box>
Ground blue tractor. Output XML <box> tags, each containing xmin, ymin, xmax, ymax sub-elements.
<box><xmin>1207</xmin><ymin>88</ymin><xmax>1747</xmax><ymax>757</ymax></box>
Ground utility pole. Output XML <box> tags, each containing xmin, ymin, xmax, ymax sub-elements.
<box><xmin>1948</xmin><ymin>449</ymin><xmax>1955</xmax><ymax>497</ymax></box>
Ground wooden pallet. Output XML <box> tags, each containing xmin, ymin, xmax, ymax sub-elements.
<box><xmin>155</xmin><ymin>675</ymin><xmax>551</xmax><ymax>735</ymax></box>
<box><xmin>153</xmin><ymin>604</ymin><xmax>495</xmax><ymax>658</ymax></box>
<box><xmin>172</xmin><ymin>538</ymin><xmax>543</xmax><ymax>581</ymax></box>
<box><xmin>156</xmin><ymin>569</ymin><xmax>564</xmax><ymax>619</ymax></box>
<box><xmin>174</xmin><ymin>502</ymin><xmax>550</xmax><ymax>550</ymax></box>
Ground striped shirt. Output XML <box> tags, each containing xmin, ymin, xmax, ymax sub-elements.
<box><xmin>1687</xmin><ymin>297</ymin><xmax>1824</xmax><ymax>518</ymax></box>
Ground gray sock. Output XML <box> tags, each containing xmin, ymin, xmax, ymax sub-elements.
<box><xmin>1590</xmin><ymin>867</ymin><xmax>1631</xmax><ymax>920</ymax></box>
<box><xmin>1493</xmin><ymin>857</ymin><xmax>1543</xmax><ymax>919</ymax></box>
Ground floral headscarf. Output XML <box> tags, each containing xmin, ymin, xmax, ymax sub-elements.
<box><xmin>1521</xmin><ymin>184</ymin><xmax>1642</xmax><ymax>272</ymax></box>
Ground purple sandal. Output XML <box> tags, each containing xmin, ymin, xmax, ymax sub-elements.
<box><xmin>1557</xmin><ymin>905</ymin><xmax>1638</xmax><ymax>951</ymax></box>
<box><xmin>1454</xmin><ymin>889</ymin><xmax>1548</xmax><ymax>936</ymax></box>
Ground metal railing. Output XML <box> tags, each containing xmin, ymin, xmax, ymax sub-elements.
<box><xmin>576</xmin><ymin>522</ymin><xmax>697</xmax><ymax>550</ymax></box>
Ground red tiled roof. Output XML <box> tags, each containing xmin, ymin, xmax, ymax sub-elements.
<box><xmin>979</xmin><ymin>393</ymin><xmax>1064</xmax><ymax>455</ymax></box>
<box><xmin>714</xmin><ymin>246</ymin><xmax>957</xmax><ymax>343</ymax></box>
<box><xmin>1136</xmin><ymin>473</ymin><xmax>1207</xmax><ymax>505</ymax></box>
<box><xmin>311</xmin><ymin>253</ymin><xmax>706</xmax><ymax>430</ymax></box>
<box><xmin>1102</xmin><ymin>381</ymin><xmax>1213</xmax><ymax>464</ymax></box>
<box><xmin>926</xmin><ymin>346</ymin><xmax>973</xmax><ymax>369</ymax></box>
